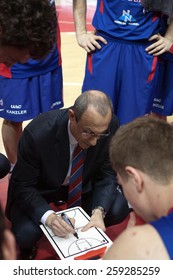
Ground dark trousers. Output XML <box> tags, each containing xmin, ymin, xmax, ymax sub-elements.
<box><xmin>10</xmin><ymin>189</ymin><xmax>129</xmax><ymax>249</ymax></box>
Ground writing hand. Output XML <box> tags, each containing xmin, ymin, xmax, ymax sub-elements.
<box><xmin>46</xmin><ymin>213</ymin><xmax>76</xmax><ymax>237</ymax></box>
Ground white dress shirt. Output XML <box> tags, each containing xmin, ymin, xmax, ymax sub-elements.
<box><xmin>41</xmin><ymin>120</ymin><xmax>78</xmax><ymax>225</ymax></box>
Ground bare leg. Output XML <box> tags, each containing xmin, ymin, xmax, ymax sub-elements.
<box><xmin>1</xmin><ymin>119</ymin><xmax>23</xmax><ymax>165</ymax></box>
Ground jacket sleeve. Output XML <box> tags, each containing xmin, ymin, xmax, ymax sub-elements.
<box><xmin>7</xmin><ymin>127</ymin><xmax>52</xmax><ymax>224</ymax></box>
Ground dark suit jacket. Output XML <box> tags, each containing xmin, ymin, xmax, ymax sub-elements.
<box><xmin>6</xmin><ymin>108</ymin><xmax>119</xmax><ymax>224</ymax></box>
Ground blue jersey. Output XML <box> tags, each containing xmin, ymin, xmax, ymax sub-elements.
<box><xmin>150</xmin><ymin>211</ymin><xmax>173</xmax><ymax>259</ymax></box>
<box><xmin>0</xmin><ymin>0</ymin><xmax>61</xmax><ymax>78</ymax></box>
<box><xmin>93</xmin><ymin>0</ymin><xmax>162</xmax><ymax>40</ymax></box>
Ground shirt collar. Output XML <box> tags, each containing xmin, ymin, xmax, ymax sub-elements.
<box><xmin>68</xmin><ymin>120</ymin><xmax>78</xmax><ymax>146</ymax></box>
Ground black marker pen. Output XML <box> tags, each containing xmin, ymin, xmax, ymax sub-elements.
<box><xmin>61</xmin><ymin>213</ymin><xmax>79</xmax><ymax>239</ymax></box>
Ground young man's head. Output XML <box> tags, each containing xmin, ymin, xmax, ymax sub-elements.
<box><xmin>0</xmin><ymin>0</ymin><xmax>57</xmax><ymax>66</ymax></box>
<box><xmin>0</xmin><ymin>203</ymin><xmax>16</xmax><ymax>260</ymax></box>
<box><xmin>110</xmin><ymin>116</ymin><xmax>173</xmax><ymax>221</ymax></box>
<box><xmin>69</xmin><ymin>90</ymin><xmax>113</xmax><ymax>149</ymax></box>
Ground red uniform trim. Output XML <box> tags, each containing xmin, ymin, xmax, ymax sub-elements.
<box><xmin>169</xmin><ymin>44</ymin><xmax>173</xmax><ymax>54</ymax></box>
<box><xmin>147</xmin><ymin>56</ymin><xmax>158</xmax><ymax>83</ymax></box>
<box><xmin>0</xmin><ymin>64</ymin><xmax>12</xmax><ymax>78</ymax></box>
<box><xmin>99</xmin><ymin>0</ymin><xmax>104</xmax><ymax>14</ymax></box>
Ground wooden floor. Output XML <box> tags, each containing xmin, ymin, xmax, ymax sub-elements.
<box><xmin>61</xmin><ymin>32</ymin><xmax>86</xmax><ymax>108</ymax></box>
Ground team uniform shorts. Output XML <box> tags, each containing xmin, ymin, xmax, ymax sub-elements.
<box><xmin>0</xmin><ymin>66</ymin><xmax>63</xmax><ymax>122</ymax></box>
<box><xmin>152</xmin><ymin>57</ymin><xmax>173</xmax><ymax>116</ymax></box>
<box><xmin>82</xmin><ymin>33</ymin><xmax>159</xmax><ymax>125</ymax></box>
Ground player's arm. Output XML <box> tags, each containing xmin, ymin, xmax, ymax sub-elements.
<box><xmin>103</xmin><ymin>225</ymin><xmax>170</xmax><ymax>260</ymax></box>
<box><xmin>73</xmin><ymin>0</ymin><xmax>107</xmax><ymax>52</ymax></box>
<box><xmin>146</xmin><ymin>17</ymin><xmax>173</xmax><ymax>56</ymax></box>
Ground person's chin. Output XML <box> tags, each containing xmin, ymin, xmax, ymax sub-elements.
<box><xmin>81</xmin><ymin>143</ymin><xmax>90</xmax><ymax>149</ymax></box>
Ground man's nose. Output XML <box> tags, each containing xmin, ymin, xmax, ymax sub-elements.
<box><xmin>89</xmin><ymin>137</ymin><xmax>98</xmax><ymax>146</ymax></box>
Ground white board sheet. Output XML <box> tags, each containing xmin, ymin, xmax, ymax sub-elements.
<box><xmin>40</xmin><ymin>206</ymin><xmax>112</xmax><ymax>259</ymax></box>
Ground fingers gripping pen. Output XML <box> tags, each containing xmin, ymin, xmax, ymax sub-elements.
<box><xmin>61</xmin><ymin>213</ymin><xmax>79</xmax><ymax>239</ymax></box>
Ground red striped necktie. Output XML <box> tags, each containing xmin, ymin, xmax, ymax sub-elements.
<box><xmin>67</xmin><ymin>145</ymin><xmax>84</xmax><ymax>208</ymax></box>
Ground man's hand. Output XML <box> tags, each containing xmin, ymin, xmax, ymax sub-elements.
<box><xmin>81</xmin><ymin>208</ymin><xmax>106</xmax><ymax>232</ymax></box>
<box><xmin>46</xmin><ymin>213</ymin><xmax>75</xmax><ymax>237</ymax></box>
<box><xmin>145</xmin><ymin>34</ymin><xmax>172</xmax><ymax>56</ymax></box>
<box><xmin>76</xmin><ymin>31</ymin><xmax>107</xmax><ymax>52</ymax></box>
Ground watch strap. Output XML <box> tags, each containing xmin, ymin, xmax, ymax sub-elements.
<box><xmin>92</xmin><ymin>206</ymin><xmax>106</xmax><ymax>219</ymax></box>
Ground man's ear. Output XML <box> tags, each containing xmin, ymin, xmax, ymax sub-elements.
<box><xmin>125</xmin><ymin>166</ymin><xmax>143</xmax><ymax>193</ymax></box>
<box><xmin>2</xmin><ymin>229</ymin><xmax>16</xmax><ymax>260</ymax></box>
<box><xmin>68</xmin><ymin>109</ymin><xmax>75</xmax><ymax>122</ymax></box>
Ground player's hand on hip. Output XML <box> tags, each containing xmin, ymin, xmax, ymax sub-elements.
<box><xmin>76</xmin><ymin>31</ymin><xmax>107</xmax><ymax>52</ymax></box>
<box><xmin>146</xmin><ymin>34</ymin><xmax>172</xmax><ymax>56</ymax></box>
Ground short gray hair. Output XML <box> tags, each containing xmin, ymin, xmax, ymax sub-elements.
<box><xmin>73</xmin><ymin>90</ymin><xmax>113</xmax><ymax>122</ymax></box>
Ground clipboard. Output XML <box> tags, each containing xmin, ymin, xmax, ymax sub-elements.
<box><xmin>40</xmin><ymin>206</ymin><xmax>112</xmax><ymax>260</ymax></box>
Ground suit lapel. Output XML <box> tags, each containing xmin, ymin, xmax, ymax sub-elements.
<box><xmin>54</xmin><ymin>113</ymin><xmax>70</xmax><ymax>185</ymax></box>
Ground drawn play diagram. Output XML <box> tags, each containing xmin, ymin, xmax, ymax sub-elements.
<box><xmin>40</xmin><ymin>206</ymin><xmax>112</xmax><ymax>259</ymax></box>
